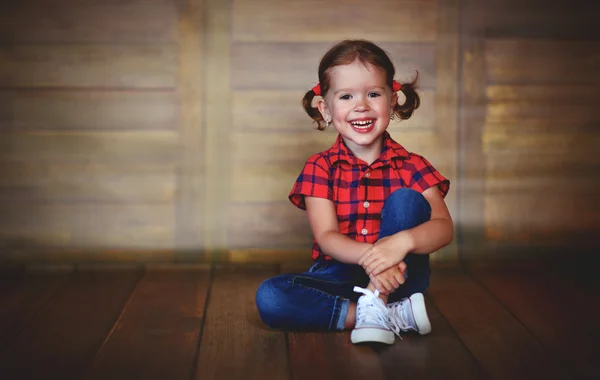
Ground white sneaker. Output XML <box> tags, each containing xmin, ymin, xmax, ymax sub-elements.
<box><xmin>387</xmin><ymin>292</ymin><xmax>432</xmax><ymax>337</ymax></box>
<box><xmin>350</xmin><ymin>286</ymin><xmax>395</xmax><ymax>345</ymax></box>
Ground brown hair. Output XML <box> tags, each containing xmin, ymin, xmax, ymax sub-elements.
<box><xmin>302</xmin><ymin>39</ymin><xmax>420</xmax><ymax>130</ymax></box>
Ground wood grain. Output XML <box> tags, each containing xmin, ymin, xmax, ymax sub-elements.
<box><xmin>429</xmin><ymin>269</ymin><xmax>573</xmax><ymax>379</ymax></box>
<box><xmin>469</xmin><ymin>267</ymin><xmax>600</xmax><ymax>379</ymax></box>
<box><xmin>0</xmin><ymin>202</ymin><xmax>174</xmax><ymax>249</ymax></box>
<box><xmin>231</xmin><ymin>42</ymin><xmax>436</xmax><ymax>90</ymax></box>
<box><xmin>0</xmin><ymin>131</ymin><xmax>179</xmax><ymax>164</ymax></box>
<box><xmin>1</xmin><ymin>89</ymin><xmax>178</xmax><ymax>130</ymax></box>
<box><xmin>288</xmin><ymin>332</ymin><xmax>386</xmax><ymax>380</ymax></box>
<box><xmin>0</xmin><ymin>162</ymin><xmax>176</xmax><ymax>202</ymax></box>
<box><xmin>227</xmin><ymin>202</ymin><xmax>313</xmax><ymax>248</ymax></box>
<box><xmin>232</xmin><ymin>0</ymin><xmax>437</xmax><ymax>42</ymax></box>
<box><xmin>194</xmin><ymin>266</ymin><xmax>289</xmax><ymax>380</ymax></box>
<box><xmin>175</xmin><ymin>0</ymin><xmax>205</xmax><ymax>258</ymax></box>
<box><xmin>1</xmin><ymin>0</ymin><xmax>178</xmax><ymax>43</ymax></box>
<box><xmin>0</xmin><ymin>272</ymin><xmax>68</xmax><ymax>348</ymax></box>
<box><xmin>1</xmin><ymin>45</ymin><xmax>177</xmax><ymax>89</ymax></box>
<box><xmin>486</xmin><ymin>39</ymin><xmax>600</xmax><ymax>85</ymax></box>
<box><xmin>375</xmin><ymin>295</ymin><xmax>485</xmax><ymax>379</ymax></box>
<box><xmin>84</xmin><ymin>267</ymin><xmax>210</xmax><ymax>380</ymax></box>
<box><xmin>0</xmin><ymin>269</ymin><xmax>142</xmax><ymax>379</ymax></box>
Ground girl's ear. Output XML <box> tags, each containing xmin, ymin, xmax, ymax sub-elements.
<box><xmin>317</xmin><ymin>98</ymin><xmax>331</xmax><ymax>123</ymax></box>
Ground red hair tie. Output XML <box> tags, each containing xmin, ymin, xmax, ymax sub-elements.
<box><xmin>312</xmin><ymin>83</ymin><xmax>321</xmax><ymax>96</ymax></box>
<box><xmin>392</xmin><ymin>80</ymin><xmax>402</xmax><ymax>92</ymax></box>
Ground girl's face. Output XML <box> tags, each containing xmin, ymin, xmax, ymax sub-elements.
<box><xmin>317</xmin><ymin>59</ymin><xmax>397</xmax><ymax>157</ymax></box>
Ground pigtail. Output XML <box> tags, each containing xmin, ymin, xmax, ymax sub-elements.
<box><xmin>393</xmin><ymin>71</ymin><xmax>421</xmax><ymax>121</ymax></box>
<box><xmin>302</xmin><ymin>90</ymin><xmax>326</xmax><ymax>130</ymax></box>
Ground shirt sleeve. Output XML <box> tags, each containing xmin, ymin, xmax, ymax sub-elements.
<box><xmin>407</xmin><ymin>154</ymin><xmax>450</xmax><ymax>198</ymax></box>
<box><xmin>289</xmin><ymin>154</ymin><xmax>333</xmax><ymax>210</ymax></box>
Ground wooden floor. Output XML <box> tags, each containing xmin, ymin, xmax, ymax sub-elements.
<box><xmin>0</xmin><ymin>259</ymin><xmax>598</xmax><ymax>380</ymax></box>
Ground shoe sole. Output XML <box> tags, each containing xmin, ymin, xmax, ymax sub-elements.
<box><xmin>351</xmin><ymin>327</ymin><xmax>395</xmax><ymax>345</ymax></box>
<box><xmin>410</xmin><ymin>293</ymin><xmax>432</xmax><ymax>335</ymax></box>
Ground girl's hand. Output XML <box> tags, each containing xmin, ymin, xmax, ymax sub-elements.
<box><xmin>369</xmin><ymin>263</ymin><xmax>406</xmax><ymax>295</ymax></box>
<box><xmin>359</xmin><ymin>234</ymin><xmax>410</xmax><ymax>276</ymax></box>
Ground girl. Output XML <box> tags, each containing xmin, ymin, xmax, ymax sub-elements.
<box><xmin>255</xmin><ymin>39</ymin><xmax>453</xmax><ymax>345</ymax></box>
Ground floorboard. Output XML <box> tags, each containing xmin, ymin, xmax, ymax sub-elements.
<box><xmin>194</xmin><ymin>265</ymin><xmax>289</xmax><ymax>380</ymax></box>
<box><xmin>0</xmin><ymin>268</ymin><xmax>142</xmax><ymax>379</ymax></box>
<box><xmin>83</xmin><ymin>266</ymin><xmax>211</xmax><ymax>380</ymax></box>
<box><xmin>468</xmin><ymin>266</ymin><xmax>600</xmax><ymax>380</ymax></box>
<box><xmin>428</xmin><ymin>268</ymin><xmax>573</xmax><ymax>380</ymax></box>
<box><xmin>374</xmin><ymin>294</ymin><xmax>486</xmax><ymax>379</ymax></box>
<box><xmin>289</xmin><ymin>331</ymin><xmax>387</xmax><ymax>380</ymax></box>
<box><xmin>0</xmin><ymin>271</ymin><xmax>68</xmax><ymax>349</ymax></box>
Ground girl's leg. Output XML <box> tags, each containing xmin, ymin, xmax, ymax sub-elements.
<box><xmin>255</xmin><ymin>259</ymin><xmax>369</xmax><ymax>331</ymax></box>
<box><xmin>379</xmin><ymin>187</ymin><xmax>432</xmax><ymax>302</ymax></box>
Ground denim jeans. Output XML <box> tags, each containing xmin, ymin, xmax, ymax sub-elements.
<box><xmin>255</xmin><ymin>188</ymin><xmax>432</xmax><ymax>331</ymax></box>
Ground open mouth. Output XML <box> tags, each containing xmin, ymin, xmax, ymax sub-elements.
<box><xmin>350</xmin><ymin>119</ymin><xmax>375</xmax><ymax>133</ymax></box>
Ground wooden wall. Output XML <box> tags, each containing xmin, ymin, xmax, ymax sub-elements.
<box><xmin>0</xmin><ymin>0</ymin><xmax>597</xmax><ymax>264</ymax></box>
<box><xmin>459</xmin><ymin>0</ymin><xmax>600</xmax><ymax>259</ymax></box>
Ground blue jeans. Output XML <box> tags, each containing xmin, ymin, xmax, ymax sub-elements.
<box><xmin>255</xmin><ymin>188</ymin><xmax>432</xmax><ymax>331</ymax></box>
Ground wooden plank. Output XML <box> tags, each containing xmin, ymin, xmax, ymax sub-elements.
<box><xmin>483</xmin><ymin>0</ymin><xmax>600</xmax><ymax>39</ymax></box>
<box><xmin>203</xmin><ymin>0</ymin><xmax>231</xmax><ymax>258</ymax></box>
<box><xmin>175</xmin><ymin>0</ymin><xmax>205</xmax><ymax>258</ymax></box>
<box><xmin>456</xmin><ymin>0</ymin><xmax>487</xmax><ymax>258</ymax></box>
<box><xmin>485</xmin><ymin>39</ymin><xmax>600</xmax><ymax>85</ymax></box>
<box><xmin>483</xmin><ymin>130</ymin><xmax>600</xmax><ymax>154</ymax></box>
<box><xmin>288</xmin><ymin>332</ymin><xmax>386</xmax><ymax>380</ymax></box>
<box><xmin>231</xmin><ymin>162</ymin><xmax>300</xmax><ymax>203</ymax></box>
<box><xmin>0</xmin><ymin>269</ymin><xmax>142</xmax><ymax>379</ymax></box>
<box><xmin>0</xmin><ymin>162</ymin><xmax>175</xmax><ymax>202</ymax></box>
<box><xmin>0</xmin><ymin>202</ymin><xmax>174</xmax><ymax>250</ymax></box>
<box><xmin>232</xmin><ymin>90</ymin><xmax>436</xmax><ymax>133</ymax></box>
<box><xmin>232</xmin><ymin>0</ymin><xmax>437</xmax><ymax>42</ymax></box>
<box><xmin>84</xmin><ymin>267</ymin><xmax>210</xmax><ymax>380</ymax></box>
<box><xmin>1</xmin><ymin>90</ymin><xmax>178</xmax><ymax>130</ymax></box>
<box><xmin>1</xmin><ymin>45</ymin><xmax>177</xmax><ymax>89</ymax></box>
<box><xmin>194</xmin><ymin>266</ymin><xmax>289</xmax><ymax>380</ymax></box>
<box><xmin>0</xmin><ymin>131</ymin><xmax>179</xmax><ymax>164</ymax></box>
<box><xmin>0</xmin><ymin>0</ymin><xmax>178</xmax><ymax>43</ymax></box>
<box><xmin>468</xmin><ymin>266</ymin><xmax>600</xmax><ymax>379</ymax></box>
<box><xmin>231</xmin><ymin>42</ymin><xmax>436</xmax><ymax>90</ymax></box>
<box><xmin>484</xmin><ymin>193</ymin><xmax>598</xmax><ymax>245</ymax></box>
<box><xmin>231</xmin><ymin>130</ymin><xmax>451</xmax><ymax>167</ymax></box>
<box><xmin>428</xmin><ymin>269</ymin><xmax>572</xmax><ymax>379</ymax></box>
<box><xmin>485</xmin><ymin>151</ymin><xmax>600</xmax><ymax>178</ymax></box>
<box><xmin>374</xmin><ymin>295</ymin><xmax>485</xmax><ymax>379</ymax></box>
<box><xmin>227</xmin><ymin>202</ymin><xmax>313</xmax><ymax>248</ymax></box>
<box><xmin>0</xmin><ymin>272</ymin><xmax>69</xmax><ymax>348</ymax></box>
<box><xmin>431</xmin><ymin>0</ymin><xmax>459</xmax><ymax>262</ymax></box>
<box><xmin>485</xmin><ymin>85</ymin><xmax>600</xmax><ymax>132</ymax></box>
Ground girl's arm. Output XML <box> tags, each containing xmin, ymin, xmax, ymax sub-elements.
<box><xmin>304</xmin><ymin>196</ymin><xmax>372</xmax><ymax>264</ymax></box>
<box><xmin>359</xmin><ymin>186</ymin><xmax>454</xmax><ymax>275</ymax></box>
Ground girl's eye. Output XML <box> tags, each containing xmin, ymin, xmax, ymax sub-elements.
<box><xmin>340</xmin><ymin>94</ymin><xmax>351</xmax><ymax>100</ymax></box>
<box><xmin>368</xmin><ymin>92</ymin><xmax>381</xmax><ymax>98</ymax></box>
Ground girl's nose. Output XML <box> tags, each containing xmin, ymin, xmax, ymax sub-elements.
<box><xmin>354</xmin><ymin>97</ymin><xmax>370</xmax><ymax>112</ymax></box>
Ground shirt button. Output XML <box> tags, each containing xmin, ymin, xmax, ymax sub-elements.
<box><xmin>363</xmin><ymin>201</ymin><xmax>370</xmax><ymax>208</ymax></box>
<box><xmin>365</xmin><ymin>172</ymin><xmax>370</xmax><ymax>178</ymax></box>
<box><xmin>361</xmin><ymin>228</ymin><xmax>368</xmax><ymax>235</ymax></box>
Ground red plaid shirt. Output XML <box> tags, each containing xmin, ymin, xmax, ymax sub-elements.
<box><xmin>289</xmin><ymin>131</ymin><xmax>450</xmax><ymax>261</ymax></box>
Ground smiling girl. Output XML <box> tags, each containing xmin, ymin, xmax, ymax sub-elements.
<box><xmin>255</xmin><ymin>39</ymin><xmax>453</xmax><ymax>345</ymax></box>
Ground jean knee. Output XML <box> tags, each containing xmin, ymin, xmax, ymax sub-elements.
<box><xmin>380</xmin><ymin>188</ymin><xmax>432</xmax><ymax>236</ymax></box>
<box><xmin>255</xmin><ymin>277</ymin><xmax>285</xmax><ymax>328</ymax></box>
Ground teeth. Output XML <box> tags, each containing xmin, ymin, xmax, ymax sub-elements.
<box><xmin>350</xmin><ymin>120</ymin><xmax>373</xmax><ymax>128</ymax></box>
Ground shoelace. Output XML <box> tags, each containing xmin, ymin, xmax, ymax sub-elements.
<box><xmin>353</xmin><ymin>286</ymin><xmax>390</xmax><ymax>327</ymax></box>
<box><xmin>387</xmin><ymin>300</ymin><xmax>412</xmax><ymax>338</ymax></box>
